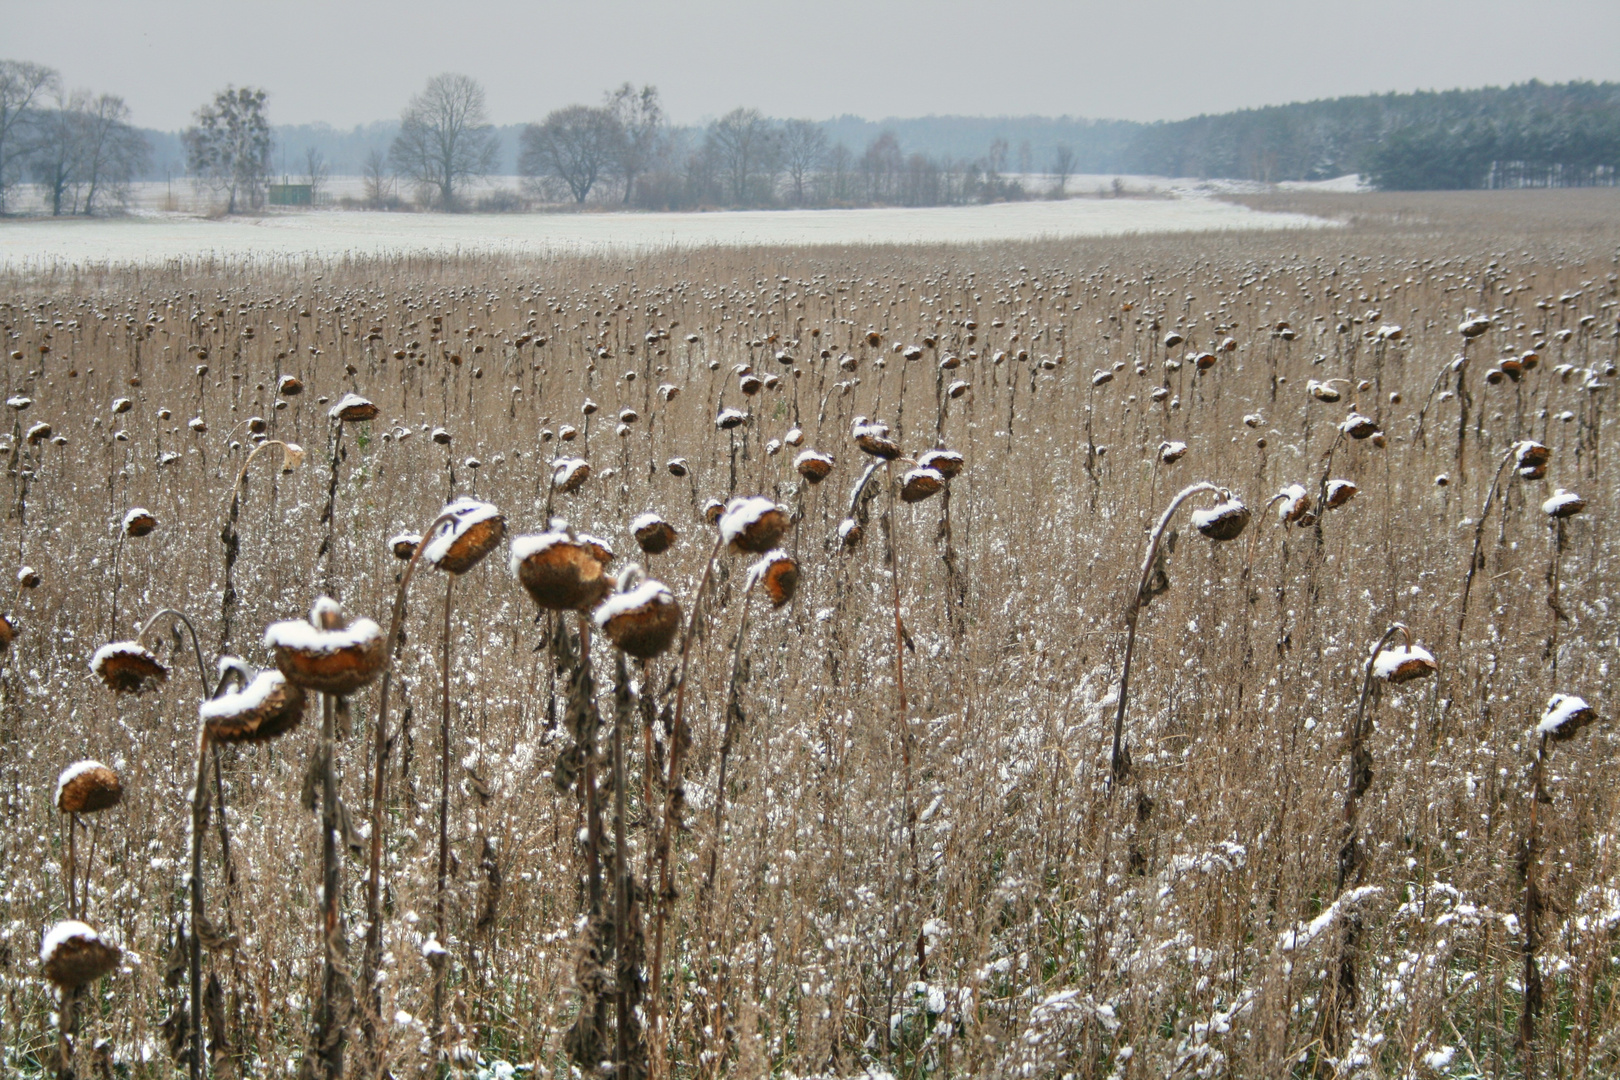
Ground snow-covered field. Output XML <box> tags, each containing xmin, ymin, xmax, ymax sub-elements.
<box><xmin>0</xmin><ymin>186</ymin><xmax>1335</xmax><ymax>268</ymax></box>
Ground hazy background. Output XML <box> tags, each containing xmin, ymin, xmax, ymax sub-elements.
<box><xmin>10</xmin><ymin>0</ymin><xmax>1620</xmax><ymax>131</ymax></box>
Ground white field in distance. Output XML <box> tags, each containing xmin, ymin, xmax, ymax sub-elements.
<box><xmin>0</xmin><ymin>173</ymin><xmax>1343</xmax><ymax>268</ymax></box>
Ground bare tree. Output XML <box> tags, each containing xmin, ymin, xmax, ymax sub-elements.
<box><xmin>518</xmin><ymin>105</ymin><xmax>621</xmax><ymax>204</ymax></box>
<box><xmin>30</xmin><ymin>89</ymin><xmax>87</xmax><ymax>216</ymax></box>
<box><xmin>77</xmin><ymin>93</ymin><xmax>147</xmax><ymax>214</ymax></box>
<box><xmin>1050</xmin><ymin>143</ymin><xmax>1076</xmax><ymax>196</ymax></box>
<box><xmin>184</xmin><ymin>86</ymin><xmax>272</xmax><ymax>213</ymax></box>
<box><xmin>0</xmin><ymin>59</ymin><xmax>58</xmax><ymax>213</ymax></box>
<box><xmin>987</xmin><ymin>137</ymin><xmax>1009</xmax><ymax>176</ymax></box>
<box><xmin>779</xmin><ymin>119</ymin><xmax>827</xmax><ymax>206</ymax></box>
<box><xmin>361</xmin><ymin>148</ymin><xmax>394</xmax><ymax>207</ymax></box>
<box><xmin>606</xmin><ymin>83</ymin><xmax>663</xmax><ymax>204</ymax></box>
<box><xmin>861</xmin><ymin>131</ymin><xmax>902</xmax><ymax>203</ymax></box>
<box><xmin>823</xmin><ymin>142</ymin><xmax>854</xmax><ymax>204</ymax></box>
<box><xmin>706</xmin><ymin>108</ymin><xmax>779</xmax><ymax>205</ymax></box>
<box><xmin>390</xmin><ymin>73</ymin><xmax>498</xmax><ymax>211</ymax></box>
<box><xmin>304</xmin><ymin>147</ymin><xmax>329</xmax><ymax>204</ymax></box>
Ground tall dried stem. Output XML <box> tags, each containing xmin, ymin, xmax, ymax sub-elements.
<box><xmin>1110</xmin><ymin>481</ymin><xmax>1222</xmax><ymax>784</ymax></box>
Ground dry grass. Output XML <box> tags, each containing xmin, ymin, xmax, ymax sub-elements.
<box><xmin>0</xmin><ymin>192</ymin><xmax>1617</xmax><ymax>1079</ymax></box>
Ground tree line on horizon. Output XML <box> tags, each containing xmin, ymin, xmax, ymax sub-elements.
<box><xmin>5</xmin><ymin>61</ymin><xmax>1619</xmax><ymax>216</ymax></box>
<box><xmin>1129</xmin><ymin>80</ymin><xmax>1620</xmax><ymax>190</ymax></box>
<box><xmin>0</xmin><ymin>60</ymin><xmax>150</xmax><ymax>215</ymax></box>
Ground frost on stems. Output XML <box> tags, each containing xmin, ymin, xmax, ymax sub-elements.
<box><xmin>1110</xmin><ymin>481</ymin><xmax>1229</xmax><ymax>784</ymax></box>
<box><xmin>1459</xmin><ymin>440</ymin><xmax>1548</xmax><ymax>644</ymax></box>
<box><xmin>359</xmin><ymin>505</ymin><xmax>462</xmax><ymax>1070</ymax></box>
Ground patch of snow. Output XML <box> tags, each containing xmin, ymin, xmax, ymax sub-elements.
<box><xmin>594</xmin><ymin>579</ymin><xmax>674</xmax><ymax>626</ymax></box>
<box><xmin>1373</xmin><ymin>644</ymin><xmax>1435</xmax><ymax>680</ymax></box>
<box><xmin>200</xmin><ymin>670</ymin><xmax>287</xmax><ymax>721</ymax></box>
<box><xmin>264</xmin><ymin>615</ymin><xmax>382</xmax><ymax>656</ymax></box>
<box><xmin>1539</xmin><ymin>693</ymin><xmax>1591</xmax><ymax>738</ymax></box>
<box><xmin>41</xmin><ymin>920</ymin><xmax>104</xmax><ymax>963</ymax></box>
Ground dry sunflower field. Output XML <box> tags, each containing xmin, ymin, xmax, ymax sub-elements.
<box><xmin>1</xmin><ymin>189</ymin><xmax>1618</xmax><ymax>1080</ymax></box>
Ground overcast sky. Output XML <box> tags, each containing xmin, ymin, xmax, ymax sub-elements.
<box><xmin>9</xmin><ymin>0</ymin><xmax>1620</xmax><ymax>131</ymax></box>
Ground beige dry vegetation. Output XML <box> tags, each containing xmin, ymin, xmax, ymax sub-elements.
<box><xmin>1</xmin><ymin>190</ymin><xmax>1618</xmax><ymax>1079</ymax></box>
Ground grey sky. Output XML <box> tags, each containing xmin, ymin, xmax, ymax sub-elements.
<box><xmin>10</xmin><ymin>0</ymin><xmax>1620</xmax><ymax>131</ymax></box>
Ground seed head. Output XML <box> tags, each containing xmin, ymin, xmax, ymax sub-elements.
<box><xmin>1539</xmin><ymin>693</ymin><xmax>1595</xmax><ymax>742</ymax></box>
<box><xmin>631</xmin><ymin>513</ymin><xmax>678</xmax><ymax>555</ymax></box>
<box><xmin>329</xmin><ymin>393</ymin><xmax>379</xmax><ymax>423</ymax></box>
<box><xmin>900</xmin><ymin>467</ymin><xmax>945</xmax><ymax>503</ymax></box>
<box><xmin>1515</xmin><ymin>440</ymin><xmax>1550</xmax><ymax>480</ymax></box>
<box><xmin>423</xmin><ymin>498</ymin><xmax>506</xmax><ymax>574</ymax></box>
<box><xmin>1340</xmin><ymin>412</ymin><xmax>1377</xmax><ymax>440</ymax></box>
<box><xmin>1191</xmin><ymin>495</ymin><xmax>1250</xmax><ymax>541</ymax></box>
<box><xmin>264</xmin><ymin>598</ymin><xmax>386</xmax><ymax>695</ymax></box>
<box><xmin>595</xmin><ymin>571</ymin><xmax>681</xmax><ymax>659</ymax></box>
<box><xmin>1543</xmin><ymin>489</ymin><xmax>1584</xmax><ymax>519</ymax></box>
<box><xmin>719</xmin><ymin>497</ymin><xmax>789</xmax><ymax>554</ymax></box>
<box><xmin>40</xmin><ymin>921</ymin><xmax>120</xmax><ymax>990</ymax></box>
<box><xmin>511</xmin><ymin>527</ymin><xmax>614</xmax><ymax>612</ymax></box>
<box><xmin>552</xmin><ymin>457</ymin><xmax>591</xmax><ymax>493</ymax></box>
<box><xmin>90</xmin><ymin>641</ymin><xmax>169</xmax><ymax>695</ymax></box>
<box><xmin>1373</xmin><ymin>644</ymin><xmax>1437</xmax><ymax>684</ymax></box>
<box><xmin>852</xmin><ymin>417</ymin><xmax>900</xmax><ymax>460</ymax></box>
<box><xmin>917</xmin><ymin>449</ymin><xmax>964</xmax><ymax>479</ymax></box>
<box><xmin>55</xmin><ymin>761</ymin><xmax>122</xmax><ymax>814</ymax></box>
<box><xmin>796</xmin><ymin>449</ymin><xmax>835</xmax><ymax>483</ymax></box>
<box><xmin>748</xmin><ymin>550</ymin><xmax>800</xmax><ymax>607</ymax></box>
<box><xmin>202</xmin><ymin>667</ymin><xmax>306</xmax><ymax>743</ymax></box>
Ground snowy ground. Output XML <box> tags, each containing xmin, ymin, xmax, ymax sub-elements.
<box><xmin>0</xmin><ymin>175</ymin><xmax>1345</xmax><ymax>268</ymax></box>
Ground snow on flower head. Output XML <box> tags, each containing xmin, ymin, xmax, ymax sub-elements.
<box><xmin>1538</xmin><ymin>693</ymin><xmax>1595</xmax><ymax>741</ymax></box>
<box><xmin>1372</xmin><ymin>643</ymin><xmax>1437</xmax><ymax>684</ymax></box>
<box><xmin>718</xmin><ymin>496</ymin><xmax>785</xmax><ymax>551</ymax></box>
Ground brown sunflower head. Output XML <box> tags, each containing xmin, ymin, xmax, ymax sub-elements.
<box><xmin>1515</xmin><ymin>440</ymin><xmax>1551</xmax><ymax>480</ymax></box>
<box><xmin>748</xmin><ymin>550</ymin><xmax>800</xmax><ymax>608</ymax></box>
<box><xmin>917</xmin><ymin>449</ymin><xmax>964</xmax><ymax>479</ymax></box>
<box><xmin>552</xmin><ymin>457</ymin><xmax>591</xmax><ymax>494</ymax></box>
<box><xmin>900</xmin><ymin>467</ymin><xmax>945</xmax><ymax>504</ymax></box>
<box><xmin>594</xmin><ymin>570</ymin><xmax>681</xmax><ymax>659</ymax></box>
<box><xmin>202</xmin><ymin>663</ymin><xmax>307</xmax><ymax>743</ymax></box>
<box><xmin>795</xmin><ymin>449</ymin><xmax>834</xmax><ymax>484</ymax></box>
<box><xmin>122</xmin><ymin>508</ymin><xmax>158</xmax><ymax>538</ymax></box>
<box><xmin>423</xmin><ymin>498</ymin><xmax>506</xmax><ymax>575</ymax></box>
<box><xmin>390</xmin><ymin>532</ymin><xmax>422</xmax><ymax>560</ymax></box>
<box><xmin>511</xmin><ymin>524</ymin><xmax>614</xmax><ymax>612</ymax></box>
<box><xmin>55</xmin><ymin>761</ymin><xmax>123</xmax><ymax>814</ymax></box>
<box><xmin>1324</xmin><ymin>480</ymin><xmax>1359</xmax><ymax>509</ymax></box>
<box><xmin>263</xmin><ymin>598</ymin><xmax>386</xmax><ymax>696</ymax></box>
<box><xmin>1191</xmin><ymin>495</ymin><xmax>1251</xmax><ymax>542</ymax></box>
<box><xmin>632</xmin><ymin>513</ymin><xmax>678</xmax><ymax>555</ymax></box>
<box><xmin>328</xmin><ymin>393</ymin><xmax>380</xmax><ymax>423</ymax></box>
<box><xmin>41</xmin><ymin>921</ymin><xmax>121</xmax><ymax>990</ymax></box>
<box><xmin>719</xmin><ymin>497</ymin><xmax>789</xmax><ymax>555</ymax></box>
<box><xmin>852</xmin><ymin>417</ymin><xmax>900</xmax><ymax>460</ymax></box>
<box><xmin>90</xmin><ymin>641</ymin><xmax>169</xmax><ymax>695</ymax></box>
<box><xmin>1538</xmin><ymin>693</ymin><xmax>1596</xmax><ymax>743</ymax></box>
<box><xmin>1373</xmin><ymin>644</ymin><xmax>1437</xmax><ymax>685</ymax></box>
